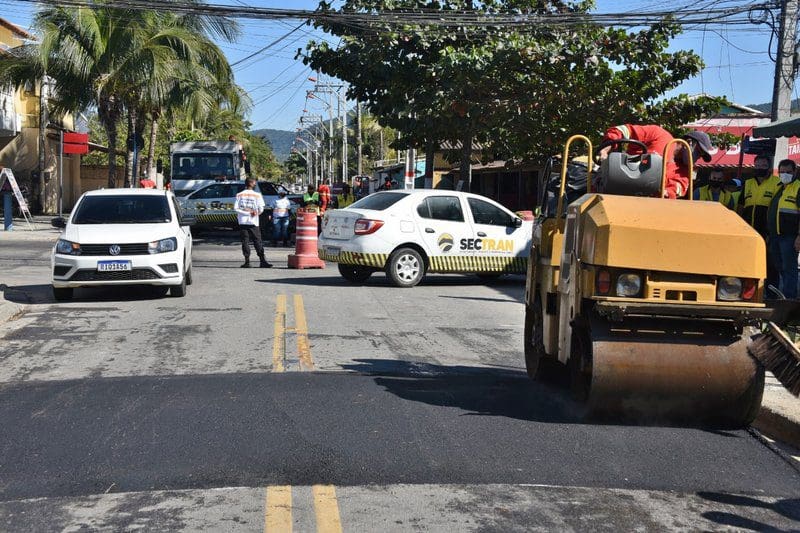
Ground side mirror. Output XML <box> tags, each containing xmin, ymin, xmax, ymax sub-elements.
<box><xmin>51</xmin><ymin>217</ymin><xmax>67</xmax><ymax>228</ymax></box>
<box><xmin>156</xmin><ymin>159</ymin><xmax>163</xmax><ymax>174</ymax></box>
<box><xmin>180</xmin><ymin>216</ymin><xmax>196</xmax><ymax>227</ymax></box>
<box><xmin>512</xmin><ymin>217</ymin><xmax>523</xmax><ymax>228</ymax></box>
<box><xmin>244</xmin><ymin>160</ymin><xmax>252</xmax><ymax>175</ymax></box>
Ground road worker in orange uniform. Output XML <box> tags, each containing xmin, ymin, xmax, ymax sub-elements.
<box><xmin>599</xmin><ymin>125</ymin><xmax>713</xmax><ymax>199</ymax></box>
<box><xmin>318</xmin><ymin>178</ymin><xmax>332</xmax><ymax>215</ymax></box>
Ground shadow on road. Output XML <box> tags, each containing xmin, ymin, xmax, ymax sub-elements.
<box><xmin>1</xmin><ymin>283</ymin><xmax>171</xmax><ymax>304</ymax></box>
<box><xmin>698</xmin><ymin>491</ymin><xmax>800</xmax><ymax>531</ymax></box>
<box><xmin>340</xmin><ymin>359</ymin><xmax>763</xmax><ymax>431</ymax></box>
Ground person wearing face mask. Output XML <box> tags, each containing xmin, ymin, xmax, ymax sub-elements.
<box><xmin>741</xmin><ymin>154</ymin><xmax>782</xmax><ymax>238</ymax></box>
<box><xmin>694</xmin><ymin>167</ymin><xmax>726</xmax><ymax>203</ymax></box>
<box><xmin>767</xmin><ymin>159</ymin><xmax>800</xmax><ymax>298</ymax></box>
<box><xmin>599</xmin><ymin>125</ymin><xmax>713</xmax><ymax>199</ymax></box>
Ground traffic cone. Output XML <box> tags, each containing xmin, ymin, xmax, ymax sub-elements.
<box><xmin>288</xmin><ymin>208</ymin><xmax>326</xmax><ymax>269</ymax></box>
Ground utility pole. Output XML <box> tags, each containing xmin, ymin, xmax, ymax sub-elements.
<box><xmin>341</xmin><ymin>92</ymin><xmax>348</xmax><ymax>184</ymax></box>
<box><xmin>356</xmin><ymin>100</ymin><xmax>363</xmax><ymax>176</ymax></box>
<box><xmin>771</xmin><ymin>0</ymin><xmax>799</xmax><ymax>167</ymax></box>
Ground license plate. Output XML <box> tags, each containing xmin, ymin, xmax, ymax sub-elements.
<box><xmin>325</xmin><ymin>246</ymin><xmax>341</xmax><ymax>257</ymax></box>
<box><xmin>97</xmin><ymin>260</ymin><xmax>132</xmax><ymax>272</ymax></box>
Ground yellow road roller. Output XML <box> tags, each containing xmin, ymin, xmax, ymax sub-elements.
<box><xmin>524</xmin><ymin>135</ymin><xmax>773</xmax><ymax>425</ymax></box>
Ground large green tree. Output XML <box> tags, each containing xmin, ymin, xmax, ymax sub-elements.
<box><xmin>303</xmin><ymin>0</ymin><xmax>725</xmax><ymax>188</ymax></box>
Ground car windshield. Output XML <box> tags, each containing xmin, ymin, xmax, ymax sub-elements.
<box><xmin>171</xmin><ymin>153</ymin><xmax>235</xmax><ymax>179</ymax></box>
<box><xmin>73</xmin><ymin>195</ymin><xmax>172</xmax><ymax>224</ymax></box>
<box><xmin>349</xmin><ymin>192</ymin><xmax>408</xmax><ymax>210</ymax></box>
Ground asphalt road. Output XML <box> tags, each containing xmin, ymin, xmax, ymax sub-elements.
<box><xmin>0</xmin><ymin>231</ymin><xmax>798</xmax><ymax>531</ymax></box>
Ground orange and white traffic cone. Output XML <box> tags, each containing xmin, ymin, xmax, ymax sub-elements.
<box><xmin>288</xmin><ymin>208</ymin><xmax>326</xmax><ymax>269</ymax></box>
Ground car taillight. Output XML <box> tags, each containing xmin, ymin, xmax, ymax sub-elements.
<box><xmin>354</xmin><ymin>218</ymin><xmax>384</xmax><ymax>235</ymax></box>
<box><xmin>596</xmin><ymin>269</ymin><xmax>611</xmax><ymax>295</ymax></box>
<box><xmin>742</xmin><ymin>278</ymin><xmax>757</xmax><ymax>301</ymax></box>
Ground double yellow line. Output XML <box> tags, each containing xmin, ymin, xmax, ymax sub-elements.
<box><xmin>265</xmin><ymin>485</ymin><xmax>343</xmax><ymax>533</ymax></box>
<box><xmin>272</xmin><ymin>294</ymin><xmax>315</xmax><ymax>372</ymax></box>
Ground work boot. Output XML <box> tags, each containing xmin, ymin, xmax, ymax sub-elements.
<box><xmin>259</xmin><ymin>260</ymin><xmax>273</xmax><ymax>268</ymax></box>
<box><xmin>271</xmin><ymin>241</ymin><xmax>277</xmax><ymax>247</ymax></box>
<box><xmin>282</xmin><ymin>241</ymin><xmax>289</xmax><ymax>247</ymax></box>
<box><xmin>240</xmin><ymin>259</ymin><xmax>251</xmax><ymax>268</ymax></box>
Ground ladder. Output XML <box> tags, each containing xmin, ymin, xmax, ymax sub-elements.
<box><xmin>0</xmin><ymin>168</ymin><xmax>34</xmax><ymax>230</ymax></box>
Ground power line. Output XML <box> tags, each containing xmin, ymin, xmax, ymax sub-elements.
<box><xmin>231</xmin><ymin>20</ymin><xmax>306</xmax><ymax>69</ymax></box>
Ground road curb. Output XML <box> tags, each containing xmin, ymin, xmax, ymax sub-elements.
<box><xmin>753</xmin><ymin>405</ymin><xmax>800</xmax><ymax>450</ymax></box>
<box><xmin>0</xmin><ymin>299</ymin><xmax>25</xmax><ymax>325</ymax></box>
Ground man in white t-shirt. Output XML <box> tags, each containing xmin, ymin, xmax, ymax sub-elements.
<box><xmin>270</xmin><ymin>190</ymin><xmax>292</xmax><ymax>247</ymax></box>
<box><xmin>234</xmin><ymin>178</ymin><xmax>272</xmax><ymax>268</ymax></box>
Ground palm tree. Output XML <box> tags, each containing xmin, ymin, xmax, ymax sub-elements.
<box><xmin>0</xmin><ymin>3</ymin><xmax>240</xmax><ymax>189</ymax></box>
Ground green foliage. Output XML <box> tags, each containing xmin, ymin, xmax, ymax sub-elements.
<box><xmin>303</xmin><ymin>1</ymin><xmax>725</xmax><ymax>164</ymax></box>
<box><xmin>284</xmin><ymin>151</ymin><xmax>307</xmax><ymax>180</ymax></box>
<box><xmin>245</xmin><ymin>133</ymin><xmax>283</xmax><ymax>180</ymax></box>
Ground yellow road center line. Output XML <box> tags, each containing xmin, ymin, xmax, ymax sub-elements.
<box><xmin>272</xmin><ymin>295</ymin><xmax>287</xmax><ymax>373</ymax></box>
<box><xmin>294</xmin><ymin>294</ymin><xmax>315</xmax><ymax>371</ymax></box>
<box><xmin>312</xmin><ymin>485</ymin><xmax>343</xmax><ymax>533</ymax></box>
<box><xmin>265</xmin><ymin>485</ymin><xmax>292</xmax><ymax>533</ymax></box>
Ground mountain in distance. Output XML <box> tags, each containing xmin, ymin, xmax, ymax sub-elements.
<box><xmin>251</xmin><ymin>128</ymin><xmax>295</xmax><ymax>162</ymax></box>
<box><xmin>747</xmin><ymin>99</ymin><xmax>800</xmax><ymax>114</ymax></box>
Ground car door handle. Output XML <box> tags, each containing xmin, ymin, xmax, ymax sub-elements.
<box><xmin>425</xmin><ymin>228</ymin><xmax>435</xmax><ymax>233</ymax></box>
<box><xmin>477</xmin><ymin>232</ymin><xmax>487</xmax><ymax>237</ymax></box>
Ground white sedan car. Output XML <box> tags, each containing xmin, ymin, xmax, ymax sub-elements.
<box><xmin>318</xmin><ymin>190</ymin><xmax>533</xmax><ymax>287</ymax></box>
<box><xmin>51</xmin><ymin>189</ymin><xmax>194</xmax><ymax>300</ymax></box>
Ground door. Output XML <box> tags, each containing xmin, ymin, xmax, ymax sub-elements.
<box><xmin>466</xmin><ymin>196</ymin><xmax>530</xmax><ymax>273</ymax></box>
<box><xmin>414</xmin><ymin>195</ymin><xmax>472</xmax><ymax>272</ymax></box>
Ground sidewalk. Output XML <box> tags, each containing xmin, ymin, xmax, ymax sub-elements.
<box><xmin>755</xmin><ymin>373</ymin><xmax>800</xmax><ymax>450</ymax></box>
<box><xmin>0</xmin><ymin>215</ymin><xmax>63</xmax><ymax>241</ymax></box>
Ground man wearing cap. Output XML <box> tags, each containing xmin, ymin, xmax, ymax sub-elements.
<box><xmin>599</xmin><ymin>125</ymin><xmax>713</xmax><ymax>199</ymax></box>
<box><xmin>766</xmin><ymin>159</ymin><xmax>800</xmax><ymax>298</ymax></box>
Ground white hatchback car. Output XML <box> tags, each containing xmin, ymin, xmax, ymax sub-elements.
<box><xmin>51</xmin><ymin>189</ymin><xmax>194</xmax><ymax>300</ymax></box>
<box><xmin>318</xmin><ymin>190</ymin><xmax>533</xmax><ymax>287</ymax></box>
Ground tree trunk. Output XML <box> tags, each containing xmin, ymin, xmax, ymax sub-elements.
<box><xmin>125</xmin><ymin>108</ymin><xmax>135</xmax><ymax>188</ymax></box>
<box><xmin>460</xmin><ymin>129</ymin><xmax>472</xmax><ymax>192</ymax></box>
<box><xmin>425</xmin><ymin>140</ymin><xmax>435</xmax><ymax>189</ymax></box>
<box><xmin>146</xmin><ymin>112</ymin><xmax>158</xmax><ymax>178</ymax></box>
<box><xmin>106</xmin><ymin>122</ymin><xmax>118</xmax><ymax>189</ymax></box>
<box><xmin>38</xmin><ymin>76</ymin><xmax>48</xmax><ymax>213</ymax></box>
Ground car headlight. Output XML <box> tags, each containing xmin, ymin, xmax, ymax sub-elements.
<box><xmin>148</xmin><ymin>237</ymin><xmax>178</xmax><ymax>254</ymax></box>
<box><xmin>616</xmin><ymin>273</ymin><xmax>642</xmax><ymax>297</ymax></box>
<box><xmin>56</xmin><ymin>239</ymin><xmax>80</xmax><ymax>255</ymax></box>
<box><xmin>717</xmin><ymin>277</ymin><xmax>743</xmax><ymax>301</ymax></box>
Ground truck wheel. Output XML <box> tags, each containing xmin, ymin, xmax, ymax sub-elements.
<box><xmin>338</xmin><ymin>264</ymin><xmax>372</xmax><ymax>283</ymax></box>
<box><xmin>386</xmin><ymin>247</ymin><xmax>424</xmax><ymax>287</ymax></box>
<box><xmin>53</xmin><ymin>287</ymin><xmax>73</xmax><ymax>301</ymax></box>
<box><xmin>524</xmin><ymin>295</ymin><xmax>561</xmax><ymax>381</ymax></box>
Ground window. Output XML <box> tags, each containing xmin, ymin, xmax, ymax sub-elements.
<box><xmin>417</xmin><ymin>196</ymin><xmax>464</xmax><ymax>222</ymax></box>
<box><xmin>191</xmin><ymin>184</ymin><xmax>227</xmax><ymax>199</ymax></box>
<box><xmin>468</xmin><ymin>198</ymin><xmax>514</xmax><ymax>226</ymax></box>
<box><xmin>350</xmin><ymin>192</ymin><xmax>409</xmax><ymax>210</ymax></box>
<box><xmin>73</xmin><ymin>195</ymin><xmax>172</xmax><ymax>224</ymax></box>
<box><xmin>259</xmin><ymin>182</ymin><xmax>279</xmax><ymax>195</ymax></box>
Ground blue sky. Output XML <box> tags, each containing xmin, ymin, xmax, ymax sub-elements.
<box><xmin>1</xmin><ymin>0</ymin><xmax>783</xmax><ymax>132</ymax></box>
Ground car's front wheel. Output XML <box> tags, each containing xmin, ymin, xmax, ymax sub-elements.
<box><xmin>52</xmin><ymin>286</ymin><xmax>73</xmax><ymax>301</ymax></box>
<box><xmin>171</xmin><ymin>275</ymin><xmax>187</xmax><ymax>297</ymax></box>
<box><xmin>185</xmin><ymin>263</ymin><xmax>193</xmax><ymax>285</ymax></box>
<box><xmin>338</xmin><ymin>263</ymin><xmax>372</xmax><ymax>284</ymax></box>
<box><xmin>386</xmin><ymin>247</ymin><xmax>425</xmax><ymax>288</ymax></box>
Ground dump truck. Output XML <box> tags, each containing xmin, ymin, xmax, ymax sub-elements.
<box><xmin>524</xmin><ymin>135</ymin><xmax>774</xmax><ymax>425</ymax></box>
<box><xmin>166</xmin><ymin>141</ymin><xmax>250</xmax><ymax>196</ymax></box>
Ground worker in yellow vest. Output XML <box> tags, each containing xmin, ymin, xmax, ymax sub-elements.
<box><xmin>742</xmin><ymin>155</ymin><xmax>782</xmax><ymax>237</ymax></box>
<box><xmin>694</xmin><ymin>167</ymin><xmax>726</xmax><ymax>203</ymax></box>
<box><xmin>742</xmin><ymin>154</ymin><xmax>783</xmax><ymax>288</ymax></box>
<box><xmin>767</xmin><ymin>159</ymin><xmax>800</xmax><ymax>298</ymax></box>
